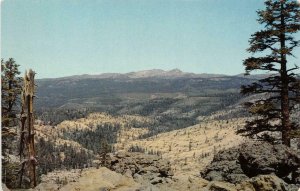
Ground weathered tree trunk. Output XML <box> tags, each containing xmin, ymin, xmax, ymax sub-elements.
<box><xmin>19</xmin><ymin>69</ymin><xmax>37</xmax><ymax>188</ymax></box>
<box><xmin>280</xmin><ymin>2</ymin><xmax>291</xmax><ymax>147</ymax></box>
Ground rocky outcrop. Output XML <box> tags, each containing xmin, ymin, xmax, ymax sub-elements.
<box><xmin>201</xmin><ymin>146</ymin><xmax>246</xmax><ymax>183</ymax></box>
<box><xmin>199</xmin><ymin>174</ymin><xmax>298</xmax><ymax>191</ymax></box>
<box><xmin>201</xmin><ymin>141</ymin><xmax>300</xmax><ymax>185</ymax></box>
<box><xmin>239</xmin><ymin>142</ymin><xmax>300</xmax><ymax>183</ymax></box>
<box><xmin>237</xmin><ymin>175</ymin><xmax>288</xmax><ymax>191</ymax></box>
<box><xmin>105</xmin><ymin>151</ymin><xmax>174</xmax><ymax>185</ymax></box>
<box><xmin>236</xmin><ymin>175</ymin><xmax>299</xmax><ymax>191</ymax></box>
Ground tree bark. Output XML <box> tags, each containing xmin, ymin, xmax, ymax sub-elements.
<box><xmin>280</xmin><ymin>2</ymin><xmax>291</xmax><ymax>147</ymax></box>
<box><xmin>19</xmin><ymin>69</ymin><xmax>37</xmax><ymax>188</ymax></box>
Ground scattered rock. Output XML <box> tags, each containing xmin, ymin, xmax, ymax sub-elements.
<box><xmin>137</xmin><ymin>184</ymin><xmax>160</xmax><ymax>191</ymax></box>
<box><xmin>124</xmin><ymin>169</ymin><xmax>133</xmax><ymax>178</ymax></box>
<box><xmin>165</xmin><ymin>178</ymin><xmax>173</xmax><ymax>183</ymax></box>
<box><xmin>33</xmin><ymin>183</ymin><xmax>60</xmax><ymax>191</ymax></box>
<box><xmin>236</xmin><ymin>181</ymin><xmax>256</xmax><ymax>191</ymax></box>
<box><xmin>204</xmin><ymin>181</ymin><xmax>237</xmax><ymax>191</ymax></box>
<box><xmin>293</xmin><ymin>168</ymin><xmax>300</xmax><ymax>184</ymax></box>
<box><xmin>40</xmin><ymin>169</ymin><xmax>81</xmax><ymax>185</ymax></box>
<box><xmin>105</xmin><ymin>151</ymin><xmax>174</xmax><ymax>184</ymax></box>
<box><xmin>226</xmin><ymin>174</ymin><xmax>248</xmax><ymax>184</ymax></box>
<box><xmin>133</xmin><ymin>173</ymin><xmax>144</xmax><ymax>183</ymax></box>
<box><xmin>98</xmin><ymin>187</ymin><xmax>110</xmax><ymax>191</ymax></box>
<box><xmin>150</xmin><ymin>177</ymin><xmax>163</xmax><ymax>185</ymax></box>
<box><xmin>204</xmin><ymin>170</ymin><xmax>226</xmax><ymax>182</ymax></box>
<box><xmin>143</xmin><ymin>165</ymin><xmax>159</xmax><ymax>173</ymax></box>
<box><xmin>248</xmin><ymin>175</ymin><xmax>287</xmax><ymax>191</ymax></box>
<box><xmin>202</xmin><ymin>141</ymin><xmax>300</xmax><ymax>184</ymax></box>
<box><xmin>237</xmin><ymin>174</ymin><xmax>297</xmax><ymax>191</ymax></box>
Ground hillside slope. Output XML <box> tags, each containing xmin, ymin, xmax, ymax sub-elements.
<box><xmin>117</xmin><ymin>117</ymin><xmax>248</xmax><ymax>178</ymax></box>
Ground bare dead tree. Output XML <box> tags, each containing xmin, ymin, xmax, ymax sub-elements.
<box><xmin>19</xmin><ymin>69</ymin><xmax>37</xmax><ymax>188</ymax></box>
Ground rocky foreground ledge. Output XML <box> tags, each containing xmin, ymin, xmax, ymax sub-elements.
<box><xmin>103</xmin><ymin>149</ymin><xmax>300</xmax><ymax>191</ymax></box>
<box><xmin>3</xmin><ymin>143</ymin><xmax>300</xmax><ymax>191</ymax></box>
<box><xmin>201</xmin><ymin>141</ymin><xmax>300</xmax><ymax>191</ymax></box>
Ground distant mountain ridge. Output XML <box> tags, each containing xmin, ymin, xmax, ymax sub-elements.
<box><xmin>38</xmin><ymin>69</ymin><xmax>228</xmax><ymax>80</ymax></box>
<box><xmin>35</xmin><ymin>68</ymin><xmax>274</xmax><ymax>123</ymax></box>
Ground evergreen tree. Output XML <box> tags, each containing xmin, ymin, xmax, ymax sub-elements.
<box><xmin>99</xmin><ymin>139</ymin><xmax>111</xmax><ymax>166</ymax></box>
<box><xmin>1</xmin><ymin>58</ymin><xmax>22</xmax><ymax>157</ymax></box>
<box><xmin>238</xmin><ymin>0</ymin><xmax>300</xmax><ymax>146</ymax></box>
<box><xmin>1</xmin><ymin>58</ymin><xmax>22</xmax><ymax>127</ymax></box>
<box><xmin>1</xmin><ymin>58</ymin><xmax>22</xmax><ymax>189</ymax></box>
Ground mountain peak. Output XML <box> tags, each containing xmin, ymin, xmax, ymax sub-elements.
<box><xmin>127</xmin><ymin>68</ymin><xmax>190</xmax><ymax>78</ymax></box>
<box><xmin>168</xmin><ymin>68</ymin><xmax>183</xmax><ymax>73</ymax></box>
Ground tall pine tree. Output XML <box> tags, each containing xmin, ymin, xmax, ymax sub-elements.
<box><xmin>238</xmin><ymin>0</ymin><xmax>300</xmax><ymax>146</ymax></box>
<box><xmin>1</xmin><ymin>58</ymin><xmax>22</xmax><ymax>127</ymax></box>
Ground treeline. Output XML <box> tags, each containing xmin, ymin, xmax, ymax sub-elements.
<box><xmin>36</xmin><ymin>137</ymin><xmax>94</xmax><ymax>176</ymax></box>
<box><xmin>61</xmin><ymin>123</ymin><xmax>119</xmax><ymax>153</ymax></box>
<box><xmin>128</xmin><ymin>145</ymin><xmax>161</xmax><ymax>156</ymax></box>
<box><xmin>36</xmin><ymin>108</ymin><xmax>93</xmax><ymax>126</ymax></box>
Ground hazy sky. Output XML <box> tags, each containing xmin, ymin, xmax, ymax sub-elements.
<box><xmin>1</xmin><ymin>0</ymin><xmax>299</xmax><ymax>78</ymax></box>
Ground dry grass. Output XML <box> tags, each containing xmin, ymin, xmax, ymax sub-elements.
<box><xmin>121</xmin><ymin>118</ymin><xmax>248</xmax><ymax>178</ymax></box>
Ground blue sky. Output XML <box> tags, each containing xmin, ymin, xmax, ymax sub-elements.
<box><xmin>1</xmin><ymin>0</ymin><xmax>299</xmax><ymax>78</ymax></box>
